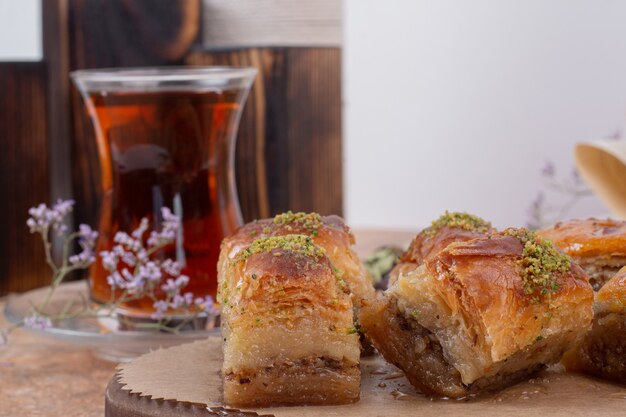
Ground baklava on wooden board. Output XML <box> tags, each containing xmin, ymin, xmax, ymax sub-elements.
<box><xmin>219</xmin><ymin>234</ymin><xmax>361</xmax><ymax>407</ymax></box>
<box><xmin>361</xmin><ymin>228</ymin><xmax>594</xmax><ymax>398</ymax></box>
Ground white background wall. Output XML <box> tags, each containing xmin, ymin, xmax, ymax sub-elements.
<box><xmin>1</xmin><ymin>1</ymin><xmax>623</xmax><ymax>230</ymax></box>
<box><xmin>0</xmin><ymin>0</ymin><xmax>41</xmax><ymax>61</ymax></box>
<box><xmin>344</xmin><ymin>0</ymin><xmax>623</xmax><ymax>229</ymax></box>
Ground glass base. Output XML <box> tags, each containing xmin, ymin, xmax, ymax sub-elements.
<box><xmin>4</xmin><ymin>280</ymin><xmax>219</xmax><ymax>362</ymax></box>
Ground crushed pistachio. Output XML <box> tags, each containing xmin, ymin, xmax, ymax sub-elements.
<box><xmin>347</xmin><ymin>324</ymin><xmax>361</xmax><ymax>335</ymax></box>
<box><xmin>274</xmin><ymin>211</ymin><xmax>322</xmax><ymax>226</ymax></box>
<box><xmin>424</xmin><ymin>211</ymin><xmax>491</xmax><ymax>237</ymax></box>
<box><xmin>273</xmin><ymin>211</ymin><xmax>323</xmax><ymax>235</ymax></box>
<box><xmin>235</xmin><ymin>234</ymin><xmax>326</xmax><ymax>263</ymax></box>
<box><xmin>535</xmin><ymin>335</ymin><xmax>544</xmax><ymax>342</ymax></box>
<box><xmin>251</xmin><ymin>273</ymin><xmax>257</xmax><ymax>280</ymax></box>
<box><xmin>504</xmin><ymin>228</ymin><xmax>571</xmax><ymax>302</ymax></box>
<box><xmin>410</xmin><ymin>310</ymin><xmax>420</xmax><ymax>320</ymax></box>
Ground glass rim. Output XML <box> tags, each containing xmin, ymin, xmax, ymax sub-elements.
<box><xmin>70</xmin><ymin>66</ymin><xmax>257</xmax><ymax>83</ymax></box>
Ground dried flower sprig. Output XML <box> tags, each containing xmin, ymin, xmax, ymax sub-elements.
<box><xmin>526</xmin><ymin>161</ymin><xmax>594</xmax><ymax>230</ymax></box>
<box><xmin>526</xmin><ymin>130</ymin><xmax>622</xmax><ymax>230</ymax></box>
<box><xmin>26</xmin><ymin>200</ymin><xmax>98</xmax><ymax>313</ymax></box>
<box><xmin>1</xmin><ymin>200</ymin><xmax>218</xmax><ymax>347</ymax></box>
<box><xmin>99</xmin><ymin>207</ymin><xmax>218</xmax><ymax>328</ymax></box>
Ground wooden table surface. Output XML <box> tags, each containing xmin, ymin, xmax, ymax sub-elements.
<box><xmin>0</xmin><ymin>229</ymin><xmax>415</xmax><ymax>417</ymax></box>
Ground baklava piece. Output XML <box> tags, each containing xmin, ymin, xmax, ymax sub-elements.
<box><xmin>219</xmin><ymin>235</ymin><xmax>361</xmax><ymax>407</ymax></box>
<box><xmin>219</xmin><ymin>211</ymin><xmax>374</xmax><ymax>310</ymax></box>
<box><xmin>562</xmin><ymin>266</ymin><xmax>626</xmax><ymax>383</ymax></box>
<box><xmin>389</xmin><ymin>211</ymin><xmax>493</xmax><ymax>287</ymax></box>
<box><xmin>538</xmin><ymin>218</ymin><xmax>626</xmax><ymax>290</ymax></box>
<box><xmin>361</xmin><ymin>228</ymin><xmax>593</xmax><ymax>398</ymax></box>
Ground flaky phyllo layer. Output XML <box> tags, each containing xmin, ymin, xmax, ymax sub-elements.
<box><xmin>218</xmin><ymin>212</ymin><xmax>374</xmax><ymax>310</ymax></box>
<box><xmin>218</xmin><ymin>234</ymin><xmax>361</xmax><ymax>407</ymax></box>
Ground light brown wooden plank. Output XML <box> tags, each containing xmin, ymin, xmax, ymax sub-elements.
<box><xmin>202</xmin><ymin>0</ymin><xmax>342</xmax><ymax>48</ymax></box>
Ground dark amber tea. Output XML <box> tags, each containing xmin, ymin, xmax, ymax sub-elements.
<box><xmin>72</xmin><ymin>68</ymin><xmax>256</xmax><ymax>315</ymax></box>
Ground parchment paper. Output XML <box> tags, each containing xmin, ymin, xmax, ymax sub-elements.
<box><xmin>117</xmin><ymin>337</ymin><xmax>626</xmax><ymax>417</ymax></box>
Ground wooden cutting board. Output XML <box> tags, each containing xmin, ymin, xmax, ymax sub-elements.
<box><xmin>106</xmin><ymin>337</ymin><xmax>626</xmax><ymax>417</ymax></box>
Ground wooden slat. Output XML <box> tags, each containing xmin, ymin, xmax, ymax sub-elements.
<box><xmin>43</xmin><ymin>0</ymin><xmax>74</xmax><ymax>263</ymax></box>
<box><xmin>286</xmin><ymin>48</ymin><xmax>343</xmax><ymax>215</ymax></box>
<box><xmin>202</xmin><ymin>0</ymin><xmax>342</xmax><ymax>49</ymax></box>
<box><xmin>186</xmin><ymin>48</ymin><xmax>343</xmax><ymax>219</ymax></box>
<box><xmin>0</xmin><ymin>63</ymin><xmax>51</xmax><ymax>295</ymax></box>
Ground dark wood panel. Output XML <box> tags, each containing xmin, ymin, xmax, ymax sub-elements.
<box><xmin>0</xmin><ymin>64</ymin><xmax>51</xmax><ymax>295</ymax></box>
<box><xmin>186</xmin><ymin>48</ymin><xmax>343</xmax><ymax>219</ymax></box>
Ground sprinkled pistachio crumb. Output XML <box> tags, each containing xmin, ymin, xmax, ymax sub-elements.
<box><xmin>273</xmin><ymin>211</ymin><xmax>323</xmax><ymax>235</ymax></box>
<box><xmin>425</xmin><ymin>211</ymin><xmax>491</xmax><ymax>237</ymax></box>
<box><xmin>235</xmin><ymin>235</ymin><xmax>325</xmax><ymax>263</ymax></box>
<box><xmin>504</xmin><ymin>228</ymin><xmax>571</xmax><ymax>302</ymax></box>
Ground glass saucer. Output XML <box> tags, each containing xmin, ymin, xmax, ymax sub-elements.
<box><xmin>3</xmin><ymin>280</ymin><xmax>218</xmax><ymax>362</ymax></box>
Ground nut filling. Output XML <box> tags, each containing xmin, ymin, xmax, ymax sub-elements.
<box><xmin>223</xmin><ymin>356</ymin><xmax>360</xmax><ymax>407</ymax></box>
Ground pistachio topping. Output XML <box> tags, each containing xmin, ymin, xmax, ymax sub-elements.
<box><xmin>235</xmin><ymin>234</ymin><xmax>326</xmax><ymax>263</ymax></box>
<box><xmin>504</xmin><ymin>228</ymin><xmax>571</xmax><ymax>302</ymax></box>
<box><xmin>273</xmin><ymin>211</ymin><xmax>323</xmax><ymax>233</ymax></box>
<box><xmin>424</xmin><ymin>211</ymin><xmax>491</xmax><ymax>237</ymax></box>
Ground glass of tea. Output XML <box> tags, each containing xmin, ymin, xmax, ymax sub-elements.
<box><xmin>71</xmin><ymin>67</ymin><xmax>256</xmax><ymax>316</ymax></box>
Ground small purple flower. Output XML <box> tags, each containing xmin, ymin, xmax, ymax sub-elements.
<box><xmin>571</xmin><ymin>168</ymin><xmax>584</xmax><ymax>186</ymax></box>
<box><xmin>68</xmin><ymin>251</ymin><xmax>95</xmax><ymax>266</ymax></box>
<box><xmin>68</xmin><ymin>224</ymin><xmax>98</xmax><ymax>267</ymax></box>
<box><xmin>26</xmin><ymin>199</ymin><xmax>75</xmax><ymax>234</ymax></box>
<box><xmin>131</xmin><ymin>218</ymin><xmax>150</xmax><ymax>239</ymax></box>
<box><xmin>113</xmin><ymin>231</ymin><xmax>142</xmax><ymax>252</ymax></box>
<box><xmin>541</xmin><ymin>161</ymin><xmax>555</xmax><ymax>178</ymax></box>
<box><xmin>194</xmin><ymin>295</ymin><xmax>219</xmax><ymax>316</ymax></box>
<box><xmin>152</xmin><ymin>300</ymin><xmax>169</xmax><ymax>320</ymax></box>
<box><xmin>121</xmin><ymin>252</ymin><xmax>137</xmax><ymax>267</ymax></box>
<box><xmin>171</xmin><ymin>292</ymin><xmax>194</xmax><ymax>309</ymax></box>
<box><xmin>100</xmin><ymin>250</ymin><xmax>119</xmax><ymax>272</ymax></box>
<box><xmin>161</xmin><ymin>259</ymin><xmax>182</xmax><ymax>276</ymax></box>
<box><xmin>136</xmin><ymin>249</ymin><xmax>148</xmax><ymax>263</ymax></box>
<box><xmin>23</xmin><ymin>315</ymin><xmax>52</xmax><ymax>330</ymax></box>
<box><xmin>78</xmin><ymin>224</ymin><xmax>98</xmax><ymax>243</ymax></box>
<box><xmin>147</xmin><ymin>207</ymin><xmax>181</xmax><ymax>248</ymax></box>
<box><xmin>175</xmin><ymin>275</ymin><xmax>189</xmax><ymax>288</ymax></box>
<box><xmin>138</xmin><ymin>261</ymin><xmax>162</xmax><ymax>284</ymax></box>
<box><xmin>106</xmin><ymin>271</ymin><xmax>125</xmax><ymax>289</ymax></box>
